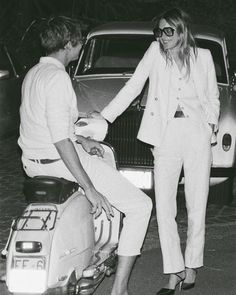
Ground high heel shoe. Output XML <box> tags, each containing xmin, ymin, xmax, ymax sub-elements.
<box><xmin>156</xmin><ymin>271</ymin><xmax>185</xmax><ymax>295</ymax></box>
<box><xmin>182</xmin><ymin>268</ymin><xmax>197</xmax><ymax>291</ymax></box>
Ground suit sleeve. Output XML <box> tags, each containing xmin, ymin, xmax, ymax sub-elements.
<box><xmin>101</xmin><ymin>42</ymin><xmax>157</xmax><ymax>123</ymax></box>
<box><xmin>206</xmin><ymin>50</ymin><xmax>220</xmax><ymax>131</ymax></box>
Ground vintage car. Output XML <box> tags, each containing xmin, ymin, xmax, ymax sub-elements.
<box><xmin>0</xmin><ymin>43</ymin><xmax>24</xmax><ymax>138</ymax></box>
<box><xmin>71</xmin><ymin>21</ymin><xmax>236</xmax><ymax>204</ymax></box>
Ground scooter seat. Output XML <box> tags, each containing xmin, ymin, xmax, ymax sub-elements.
<box><xmin>23</xmin><ymin>176</ymin><xmax>79</xmax><ymax>204</ymax></box>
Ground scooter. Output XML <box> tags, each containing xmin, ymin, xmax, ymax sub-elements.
<box><xmin>3</xmin><ymin>117</ymin><xmax>122</xmax><ymax>294</ymax></box>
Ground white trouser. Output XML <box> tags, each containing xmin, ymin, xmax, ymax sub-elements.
<box><xmin>153</xmin><ymin>118</ymin><xmax>212</xmax><ymax>273</ymax></box>
<box><xmin>22</xmin><ymin>144</ymin><xmax>152</xmax><ymax>256</ymax></box>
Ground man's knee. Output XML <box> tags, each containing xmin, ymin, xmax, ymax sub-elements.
<box><xmin>142</xmin><ymin>196</ymin><xmax>153</xmax><ymax>216</ymax></box>
<box><xmin>127</xmin><ymin>194</ymin><xmax>152</xmax><ymax>218</ymax></box>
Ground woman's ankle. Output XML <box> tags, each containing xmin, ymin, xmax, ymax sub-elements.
<box><xmin>165</xmin><ymin>270</ymin><xmax>185</xmax><ymax>289</ymax></box>
<box><xmin>184</xmin><ymin>268</ymin><xmax>197</xmax><ymax>283</ymax></box>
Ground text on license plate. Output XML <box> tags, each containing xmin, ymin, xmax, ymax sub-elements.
<box><xmin>13</xmin><ymin>256</ymin><xmax>45</xmax><ymax>270</ymax></box>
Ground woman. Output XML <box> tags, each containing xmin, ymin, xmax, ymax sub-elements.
<box><xmin>95</xmin><ymin>8</ymin><xmax>220</xmax><ymax>294</ymax></box>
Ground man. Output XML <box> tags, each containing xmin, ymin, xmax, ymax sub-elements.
<box><xmin>18</xmin><ymin>16</ymin><xmax>152</xmax><ymax>295</ymax></box>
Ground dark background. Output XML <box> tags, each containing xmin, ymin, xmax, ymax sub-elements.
<box><xmin>0</xmin><ymin>0</ymin><xmax>236</xmax><ymax>69</ymax></box>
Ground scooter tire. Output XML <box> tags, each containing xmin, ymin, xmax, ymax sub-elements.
<box><xmin>104</xmin><ymin>253</ymin><xmax>118</xmax><ymax>276</ymax></box>
<box><xmin>66</xmin><ymin>272</ymin><xmax>79</xmax><ymax>295</ymax></box>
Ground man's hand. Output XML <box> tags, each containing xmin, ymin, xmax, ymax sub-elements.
<box><xmin>80</xmin><ymin>137</ymin><xmax>105</xmax><ymax>157</ymax></box>
<box><xmin>54</xmin><ymin>138</ymin><xmax>112</xmax><ymax>220</ymax></box>
<box><xmin>85</xmin><ymin>187</ymin><xmax>114</xmax><ymax>220</ymax></box>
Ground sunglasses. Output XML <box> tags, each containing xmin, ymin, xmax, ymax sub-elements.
<box><xmin>153</xmin><ymin>27</ymin><xmax>175</xmax><ymax>38</ymax></box>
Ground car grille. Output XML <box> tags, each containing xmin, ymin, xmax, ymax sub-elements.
<box><xmin>105</xmin><ymin>110</ymin><xmax>154</xmax><ymax>169</ymax></box>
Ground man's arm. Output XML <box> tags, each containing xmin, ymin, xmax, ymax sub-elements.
<box><xmin>54</xmin><ymin>138</ymin><xmax>114</xmax><ymax>220</ymax></box>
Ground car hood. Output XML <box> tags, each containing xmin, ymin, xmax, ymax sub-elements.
<box><xmin>72</xmin><ymin>75</ymin><xmax>148</xmax><ymax>116</ymax></box>
<box><xmin>73</xmin><ymin>75</ymin><xmax>234</xmax><ymax>122</ymax></box>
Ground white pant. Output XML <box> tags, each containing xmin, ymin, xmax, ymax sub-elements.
<box><xmin>22</xmin><ymin>144</ymin><xmax>152</xmax><ymax>256</ymax></box>
<box><xmin>153</xmin><ymin>118</ymin><xmax>212</xmax><ymax>273</ymax></box>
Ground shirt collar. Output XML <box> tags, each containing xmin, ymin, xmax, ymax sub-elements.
<box><xmin>39</xmin><ymin>56</ymin><xmax>65</xmax><ymax>70</ymax></box>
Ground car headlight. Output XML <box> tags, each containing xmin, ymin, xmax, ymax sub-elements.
<box><xmin>222</xmin><ymin>133</ymin><xmax>232</xmax><ymax>151</ymax></box>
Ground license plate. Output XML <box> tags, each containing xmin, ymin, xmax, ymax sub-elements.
<box><xmin>13</xmin><ymin>256</ymin><xmax>45</xmax><ymax>270</ymax></box>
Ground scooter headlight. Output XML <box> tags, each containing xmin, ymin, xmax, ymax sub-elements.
<box><xmin>16</xmin><ymin>241</ymin><xmax>42</xmax><ymax>253</ymax></box>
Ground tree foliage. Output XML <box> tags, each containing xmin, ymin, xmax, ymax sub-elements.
<box><xmin>1</xmin><ymin>0</ymin><xmax>236</xmax><ymax>68</ymax></box>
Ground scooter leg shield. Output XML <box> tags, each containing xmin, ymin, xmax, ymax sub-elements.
<box><xmin>5</xmin><ymin>191</ymin><xmax>95</xmax><ymax>293</ymax></box>
<box><xmin>48</xmin><ymin>193</ymin><xmax>95</xmax><ymax>288</ymax></box>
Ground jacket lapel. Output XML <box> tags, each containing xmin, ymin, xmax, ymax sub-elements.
<box><xmin>191</xmin><ymin>51</ymin><xmax>207</xmax><ymax>103</ymax></box>
<box><xmin>157</xmin><ymin>56</ymin><xmax>172</xmax><ymax>118</ymax></box>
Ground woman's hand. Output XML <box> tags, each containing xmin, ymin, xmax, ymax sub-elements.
<box><xmin>85</xmin><ymin>186</ymin><xmax>114</xmax><ymax>220</ymax></box>
<box><xmin>208</xmin><ymin>123</ymin><xmax>215</xmax><ymax>132</ymax></box>
<box><xmin>80</xmin><ymin>137</ymin><xmax>105</xmax><ymax>157</ymax></box>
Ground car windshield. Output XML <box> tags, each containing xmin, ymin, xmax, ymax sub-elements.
<box><xmin>76</xmin><ymin>35</ymin><xmax>154</xmax><ymax>75</ymax></box>
<box><xmin>76</xmin><ymin>34</ymin><xmax>227</xmax><ymax>84</ymax></box>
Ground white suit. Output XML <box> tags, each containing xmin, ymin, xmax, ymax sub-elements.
<box><xmin>101</xmin><ymin>41</ymin><xmax>219</xmax><ymax>145</ymax></box>
<box><xmin>101</xmin><ymin>41</ymin><xmax>220</xmax><ymax>273</ymax></box>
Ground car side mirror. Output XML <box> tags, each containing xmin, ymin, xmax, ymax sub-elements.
<box><xmin>0</xmin><ymin>69</ymin><xmax>9</xmax><ymax>80</ymax></box>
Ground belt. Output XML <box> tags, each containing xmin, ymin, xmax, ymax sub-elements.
<box><xmin>174</xmin><ymin>110</ymin><xmax>185</xmax><ymax>118</ymax></box>
<box><xmin>29</xmin><ymin>158</ymin><xmax>60</xmax><ymax>164</ymax></box>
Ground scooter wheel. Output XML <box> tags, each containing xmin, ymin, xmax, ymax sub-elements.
<box><xmin>67</xmin><ymin>284</ymin><xmax>78</xmax><ymax>295</ymax></box>
<box><xmin>66</xmin><ymin>272</ymin><xmax>79</xmax><ymax>295</ymax></box>
<box><xmin>104</xmin><ymin>253</ymin><xmax>118</xmax><ymax>276</ymax></box>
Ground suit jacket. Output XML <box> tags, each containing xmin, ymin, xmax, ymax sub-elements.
<box><xmin>101</xmin><ymin>41</ymin><xmax>220</xmax><ymax>147</ymax></box>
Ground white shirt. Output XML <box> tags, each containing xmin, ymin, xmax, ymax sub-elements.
<box><xmin>18</xmin><ymin>57</ymin><xmax>78</xmax><ymax>159</ymax></box>
<box><xmin>168</xmin><ymin>61</ymin><xmax>206</xmax><ymax>122</ymax></box>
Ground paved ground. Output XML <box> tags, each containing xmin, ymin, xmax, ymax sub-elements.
<box><xmin>0</xmin><ymin>135</ymin><xmax>236</xmax><ymax>294</ymax></box>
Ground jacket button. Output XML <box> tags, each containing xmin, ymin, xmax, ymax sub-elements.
<box><xmin>150</xmin><ymin>112</ymin><xmax>154</xmax><ymax>116</ymax></box>
<box><xmin>155</xmin><ymin>97</ymin><xmax>158</xmax><ymax>101</ymax></box>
